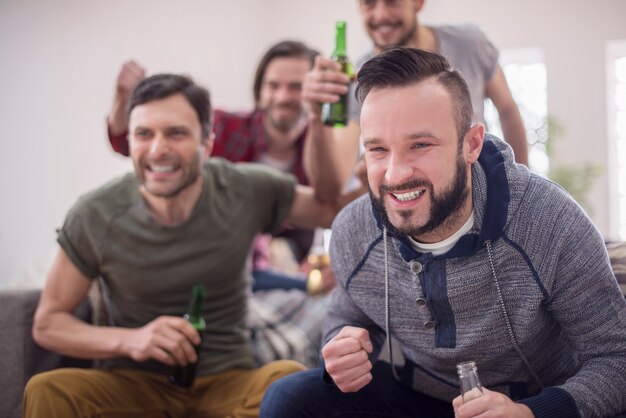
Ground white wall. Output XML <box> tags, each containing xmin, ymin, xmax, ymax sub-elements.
<box><xmin>1</xmin><ymin>0</ymin><xmax>625</xmax><ymax>287</ymax></box>
<box><xmin>421</xmin><ymin>0</ymin><xmax>626</xmax><ymax>241</ymax></box>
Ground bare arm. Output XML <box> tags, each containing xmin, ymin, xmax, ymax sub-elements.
<box><xmin>107</xmin><ymin>60</ymin><xmax>146</xmax><ymax>136</ymax></box>
<box><xmin>302</xmin><ymin>56</ymin><xmax>362</xmax><ymax>201</ymax></box>
<box><xmin>286</xmin><ymin>183</ymin><xmax>366</xmax><ymax>230</ymax></box>
<box><xmin>485</xmin><ymin>65</ymin><xmax>528</xmax><ymax>166</ymax></box>
<box><xmin>33</xmin><ymin>247</ymin><xmax>199</xmax><ymax>366</ymax></box>
<box><xmin>286</xmin><ymin>185</ymin><xmax>338</xmax><ymax>229</ymax></box>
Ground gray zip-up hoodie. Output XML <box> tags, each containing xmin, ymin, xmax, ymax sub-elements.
<box><xmin>327</xmin><ymin>135</ymin><xmax>626</xmax><ymax>418</ymax></box>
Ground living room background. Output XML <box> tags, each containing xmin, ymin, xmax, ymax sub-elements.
<box><xmin>1</xmin><ymin>0</ymin><xmax>625</xmax><ymax>286</ymax></box>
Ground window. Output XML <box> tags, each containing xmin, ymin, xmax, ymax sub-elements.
<box><xmin>484</xmin><ymin>48</ymin><xmax>549</xmax><ymax>176</ymax></box>
<box><xmin>607</xmin><ymin>41</ymin><xmax>626</xmax><ymax>241</ymax></box>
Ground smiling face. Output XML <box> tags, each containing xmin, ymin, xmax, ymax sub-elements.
<box><xmin>259</xmin><ymin>56</ymin><xmax>310</xmax><ymax>134</ymax></box>
<box><xmin>129</xmin><ymin>94</ymin><xmax>211</xmax><ymax>198</ymax></box>
<box><xmin>362</xmin><ymin>79</ymin><xmax>481</xmax><ymax>243</ymax></box>
<box><xmin>359</xmin><ymin>0</ymin><xmax>423</xmax><ymax>51</ymax></box>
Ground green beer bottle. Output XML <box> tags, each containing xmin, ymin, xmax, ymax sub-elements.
<box><xmin>321</xmin><ymin>20</ymin><xmax>353</xmax><ymax>127</ymax></box>
<box><xmin>168</xmin><ymin>284</ymin><xmax>206</xmax><ymax>387</ymax></box>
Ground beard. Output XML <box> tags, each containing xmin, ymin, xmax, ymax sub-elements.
<box><xmin>369</xmin><ymin>152</ymin><xmax>469</xmax><ymax>239</ymax></box>
<box><xmin>135</xmin><ymin>153</ymin><xmax>202</xmax><ymax>199</ymax></box>
<box><xmin>371</xmin><ymin>19</ymin><xmax>417</xmax><ymax>50</ymax></box>
<box><xmin>266</xmin><ymin>103</ymin><xmax>304</xmax><ymax>134</ymax></box>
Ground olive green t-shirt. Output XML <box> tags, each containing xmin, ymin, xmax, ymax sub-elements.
<box><xmin>57</xmin><ymin>158</ymin><xmax>296</xmax><ymax>376</ymax></box>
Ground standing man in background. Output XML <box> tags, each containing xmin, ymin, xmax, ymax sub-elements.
<box><xmin>305</xmin><ymin>0</ymin><xmax>528</xmax><ymax>193</ymax></box>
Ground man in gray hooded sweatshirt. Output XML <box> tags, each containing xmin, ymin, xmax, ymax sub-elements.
<box><xmin>260</xmin><ymin>48</ymin><xmax>626</xmax><ymax>418</ymax></box>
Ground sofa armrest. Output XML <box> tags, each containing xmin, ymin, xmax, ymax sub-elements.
<box><xmin>0</xmin><ymin>289</ymin><xmax>92</xmax><ymax>418</ymax></box>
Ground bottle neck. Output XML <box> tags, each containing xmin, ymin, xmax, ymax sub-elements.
<box><xmin>457</xmin><ymin>361</ymin><xmax>483</xmax><ymax>401</ymax></box>
<box><xmin>310</xmin><ymin>228</ymin><xmax>328</xmax><ymax>255</ymax></box>
<box><xmin>186</xmin><ymin>285</ymin><xmax>205</xmax><ymax>326</ymax></box>
<box><xmin>334</xmin><ymin>23</ymin><xmax>347</xmax><ymax>57</ymax></box>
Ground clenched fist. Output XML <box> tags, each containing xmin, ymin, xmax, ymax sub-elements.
<box><xmin>322</xmin><ymin>326</ymin><xmax>374</xmax><ymax>392</ymax></box>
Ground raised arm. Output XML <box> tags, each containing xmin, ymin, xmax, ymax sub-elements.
<box><xmin>302</xmin><ymin>56</ymin><xmax>362</xmax><ymax>202</ymax></box>
<box><xmin>286</xmin><ymin>184</ymin><xmax>366</xmax><ymax>231</ymax></box>
<box><xmin>107</xmin><ymin>60</ymin><xmax>146</xmax><ymax>156</ymax></box>
<box><xmin>286</xmin><ymin>185</ymin><xmax>338</xmax><ymax>230</ymax></box>
<box><xmin>33</xmin><ymin>247</ymin><xmax>199</xmax><ymax>367</ymax></box>
<box><xmin>485</xmin><ymin>65</ymin><xmax>528</xmax><ymax>166</ymax></box>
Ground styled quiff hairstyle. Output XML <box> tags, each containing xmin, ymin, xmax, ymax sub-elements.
<box><xmin>128</xmin><ymin>74</ymin><xmax>212</xmax><ymax>140</ymax></box>
<box><xmin>252</xmin><ymin>40</ymin><xmax>318</xmax><ymax>106</ymax></box>
<box><xmin>356</xmin><ymin>47</ymin><xmax>473</xmax><ymax>140</ymax></box>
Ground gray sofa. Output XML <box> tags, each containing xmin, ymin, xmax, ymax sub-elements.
<box><xmin>0</xmin><ymin>289</ymin><xmax>92</xmax><ymax>418</ymax></box>
<box><xmin>2</xmin><ymin>243</ymin><xmax>625</xmax><ymax>418</ymax></box>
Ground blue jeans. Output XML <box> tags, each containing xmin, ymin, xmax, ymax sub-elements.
<box><xmin>252</xmin><ymin>269</ymin><xmax>306</xmax><ymax>292</ymax></box>
<box><xmin>260</xmin><ymin>361</ymin><xmax>454</xmax><ymax>418</ymax></box>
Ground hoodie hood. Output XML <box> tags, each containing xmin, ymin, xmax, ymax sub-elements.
<box><xmin>370</xmin><ymin>134</ymin><xmax>531</xmax><ymax>262</ymax></box>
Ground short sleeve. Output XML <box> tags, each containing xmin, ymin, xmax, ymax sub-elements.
<box><xmin>107</xmin><ymin>121</ymin><xmax>130</xmax><ymax>157</ymax></box>
<box><xmin>239</xmin><ymin>164</ymin><xmax>297</xmax><ymax>234</ymax></box>
<box><xmin>467</xmin><ymin>25</ymin><xmax>499</xmax><ymax>82</ymax></box>
<box><xmin>56</xmin><ymin>200</ymin><xmax>102</xmax><ymax>279</ymax></box>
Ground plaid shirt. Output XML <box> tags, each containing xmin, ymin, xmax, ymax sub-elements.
<box><xmin>108</xmin><ymin>108</ymin><xmax>309</xmax><ymax>185</ymax></box>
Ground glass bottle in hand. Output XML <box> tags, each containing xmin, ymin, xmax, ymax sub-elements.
<box><xmin>168</xmin><ymin>284</ymin><xmax>206</xmax><ymax>387</ymax></box>
<box><xmin>306</xmin><ymin>228</ymin><xmax>331</xmax><ymax>295</ymax></box>
<box><xmin>321</xmin><ymin>20</ymin><xmax>353</xmax><ymax>127</ymax></box>
<box><xmin>457</xmin><ymin>361</ymin><xmax>484</xmax><ymax>403</ymax></box>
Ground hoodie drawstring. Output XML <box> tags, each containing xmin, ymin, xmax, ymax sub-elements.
<box><xmin>383</xmin><ymin>226</ymin><xmax>401</xmax><ymax>381</ymax></box>
<box><xmin>486</xmin><ymin>240</ymin><xmax>544</xmax><ymax>390</ymax></box>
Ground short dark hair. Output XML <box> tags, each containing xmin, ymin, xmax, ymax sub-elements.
<box><xmin>128</xmin><ymin>74</ymin><xmax>212</xmax><ymax>139</ymax></box>
<box><xmin>252</xmin><ymin>40</ymin><xmax>318</xmax><ymax>106</ymax></box>
<box><xmin>356</xmin><ymin>47</ymin><xmax>473</xmax><ymax>139</ymax></box>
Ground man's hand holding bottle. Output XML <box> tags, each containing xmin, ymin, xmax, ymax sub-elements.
<box><xmin>452</xmin><ymin>388</ymin><xmax>534</xmax><ymax>418</ymax></box>
<box><xmin>120</xmin><ymin>315</ymin><xmax>200</xmax><ymax>367</ymax></box>
<box><xmin>302</xmin><ymin>56</ymin><xmax>351</xmax><ymax>120</ymax></box>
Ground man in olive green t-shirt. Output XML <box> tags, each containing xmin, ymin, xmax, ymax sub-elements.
<box><xmin>23</xmin><ymin>74</ymin><xmax>340</xmax><ymax>418</ymax></box>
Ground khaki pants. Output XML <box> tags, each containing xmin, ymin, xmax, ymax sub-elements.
<box><xmin>23</xmin><ymin>360</ymin><xmax>304</xmax><ymax>418</ymax></box>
